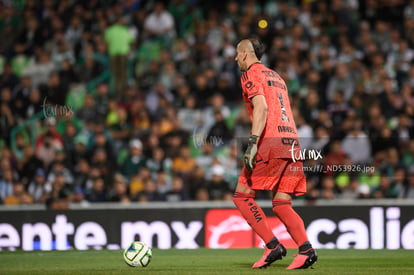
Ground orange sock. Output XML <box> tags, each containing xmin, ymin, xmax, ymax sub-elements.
<box><xmin>233</xmin><ymin>191</ymin><xmax>275</xmax><ymax>244</ymax></box>
<box><xmin>272</xmin><ymin>199</ymin><xmax>308</xmax><ymax>247</ymax></box>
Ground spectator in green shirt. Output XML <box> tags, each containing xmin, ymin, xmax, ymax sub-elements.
<box><xmin>121</xmin><ymin>138</ymin><xmax>146</xmax><ymax>180</ymax></box>
<box><xmin>104</xmin><ymin>17</ymin><xmax>134</xmax><ymax>98</ymax></box>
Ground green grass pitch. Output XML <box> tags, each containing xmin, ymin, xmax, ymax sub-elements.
<box><xmin>1</xmin><ymin>248</ymin><xmax>414</xmax><ymax>275</ymax></box>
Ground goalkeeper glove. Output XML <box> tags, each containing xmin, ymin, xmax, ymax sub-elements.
<box><xmin>244</xmin><ymin>135</ymin><xmax>259</xmax><ymax>171</ymax></box>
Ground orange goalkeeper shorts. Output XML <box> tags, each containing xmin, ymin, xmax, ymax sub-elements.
<box><xmin>237</xmin><ymin>158</ymin><xmax>307</xmax><ymax>195</ymax></box>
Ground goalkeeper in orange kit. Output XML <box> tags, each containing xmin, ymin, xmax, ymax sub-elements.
<box><xmin>232</xmin><ymin>37</ymin><xmax>317</xmax><ymax>269</ymax></box>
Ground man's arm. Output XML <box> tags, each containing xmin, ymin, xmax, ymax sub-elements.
<box><xmin>251</xmin><ymin>94</ymin><xmax>268</xmax><ymax>137</ymax></box>
<box><xmin>244</xmin><ymin>94</ymin><xmax>268</xmax><ymax>171</ymax></box>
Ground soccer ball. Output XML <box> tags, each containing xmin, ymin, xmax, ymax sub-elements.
<box><xmin>123</xmin><ymin>241</ymin><xmax>152</xmax><ymax>267</ymax></box>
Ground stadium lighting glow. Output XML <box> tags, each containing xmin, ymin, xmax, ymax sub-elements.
<box><xmin>258</xmin><ymin>19</ymin><xmax>268</xmax><ymax>29</ymax></box>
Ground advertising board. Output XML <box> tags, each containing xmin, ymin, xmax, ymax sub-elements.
<box><xmin>0</xmin><ymin>205</ymin><xmax>413</xmax><ymax>250</ymax></box>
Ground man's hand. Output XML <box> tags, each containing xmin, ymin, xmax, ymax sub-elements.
<box><xmin>244</xmin><ymin>135</ymin><xmax>259</xmax><ymax>171</ymax></box>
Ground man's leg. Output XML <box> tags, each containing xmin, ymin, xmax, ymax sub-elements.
<box><xmin>118</xmin><ymin>55</ymin><xmax>128</xmax><ymax>97</ymax></box>
<box><xmin>109</xmin><ymin>55</ymin><xmax>119</xmax><ymax>95</ymax></box>
<box><xmin>233</xmin><ymin>184</ymin><xmax>286</xmax><ymax>268</ymax></box>
<box><xmin>110</xmin><ymin>55</ymin><xmax>127</xmax><ymax>97</ymax></box>
<box><xmin>272</xmin><ymin>192</ymin><xmax>317</xmax><ymax>269</ymax></box>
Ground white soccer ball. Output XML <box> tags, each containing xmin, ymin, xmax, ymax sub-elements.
<box><xmin>123</xmin><ymin>241</ymin><xmax>152</xmax><ymax>267</ymax></box>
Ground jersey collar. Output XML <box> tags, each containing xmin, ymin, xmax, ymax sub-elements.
<box><xmin>247</xmin><ymin>62</ymin><xmax>261</xmax><ymax>71</ymax></box>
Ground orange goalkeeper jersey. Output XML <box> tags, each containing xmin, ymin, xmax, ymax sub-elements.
<box><xmin>240</xmin><ymin>63</ymin><xmax>300</xmax><ymax>161</ymax></box>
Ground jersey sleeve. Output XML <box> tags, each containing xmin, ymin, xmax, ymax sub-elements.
<box><xmin>241</xmin><ymin>71</ymin><xmax>264</xmax><ymax>100</ymax></box>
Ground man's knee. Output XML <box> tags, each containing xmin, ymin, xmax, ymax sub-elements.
<box><xmin>272</xmin><ymin>191</ymin><xmax>292</xmax><ymax>201</ymax></box>
<box><xmin>234</xmin><ymin>183</ymin><xmax>256</xmax><ymax>195</ymax></box>
<box><xmin>233</xmin><ymin>185</ymin><xmax>255</xmax><ymax>205</ymax></box>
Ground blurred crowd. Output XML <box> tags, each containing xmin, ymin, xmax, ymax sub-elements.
<box><xmin>0</xmin><ymin>0</ymin><xmax>414</xmax><ymax>208</ymax></box>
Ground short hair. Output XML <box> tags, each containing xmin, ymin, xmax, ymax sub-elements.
<box><xmin>248</xmin><ymin>37</ymin><xmax>265</xmax><ymax>60</ymax></box>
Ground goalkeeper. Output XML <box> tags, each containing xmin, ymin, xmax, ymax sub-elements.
<box><xmin>233</xmin><ymin>38</ymin><xmax>317</xmax><ymax>269</ymax></box>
